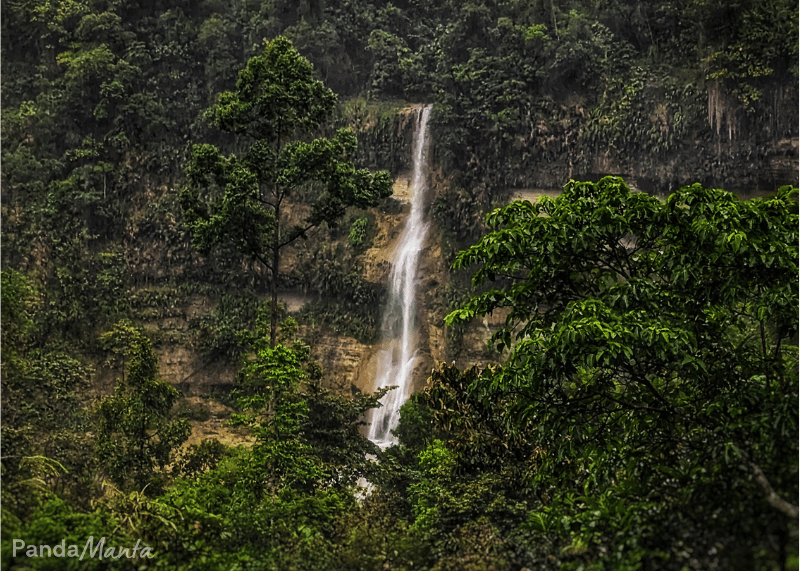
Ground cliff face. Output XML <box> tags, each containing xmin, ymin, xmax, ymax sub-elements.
<box><xmin>520</xmin><ymin>135</ymin><xmax>799</xmax><ymax>198</ymax></box>
<box><xmin>129</xmin><ymin>104</ymin><xmax>797</xmax><ymax>402</ymax></box>
<box><xmin>305</xmin><ymin>172</ymin><xmax>415</xmax><ymax>394</ymax></box>
<box><xmin>314</xmin><ymin>126</ymin><xmax>798</xmax><ymax>399</ymax></box>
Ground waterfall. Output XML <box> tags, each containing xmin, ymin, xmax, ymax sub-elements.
<box><xmin>368</xmin><ymin>104</ymin><xmax>432</xmax><ymax>448</ymax></box>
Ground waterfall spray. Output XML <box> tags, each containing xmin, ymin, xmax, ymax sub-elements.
<box><xmin>368</xmin><ymin>105</ymin><xmax>432</xmax><ymax>447</ymax></box>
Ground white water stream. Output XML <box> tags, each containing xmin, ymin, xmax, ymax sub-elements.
<box><xmin>367</xmin><ymin>105</ymin><xmax>432</xmax><ymax>448</ymax></box>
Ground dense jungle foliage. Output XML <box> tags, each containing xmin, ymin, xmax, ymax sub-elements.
<box><xmin>2</xmin><ymin>0</ymin><xmax>798</xmax><ymax>569</ymax></box>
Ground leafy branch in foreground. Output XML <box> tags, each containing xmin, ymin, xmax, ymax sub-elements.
<box><xmin>447</xmin><ymin>177</ymin><xmax>798</xmax><ymax>569</ymax></box>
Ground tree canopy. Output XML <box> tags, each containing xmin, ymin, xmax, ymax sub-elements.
<box><xmin>180</xmin><ymin>36</ymin><xmax>392</xmax><ymax>347</ymax></box>
<box><xmin>96</xmin><ymin>320</ymin><xmax>191</xmax><ymax>493</ymax></box>
<box><xmin>445</xmin><ymin>177</ymin><xmax>799</xmax><ymax>568</ymax></box>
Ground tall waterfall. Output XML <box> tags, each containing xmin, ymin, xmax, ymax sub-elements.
<box><xmin>368</xmin><ymin>105</ymin><xmax>432</xmax><ymax>447</ymax></box>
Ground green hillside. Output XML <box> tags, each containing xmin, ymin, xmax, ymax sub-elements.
<box><xmin>2</xmin><ymin>1</ymin><xmax>797</xmax><ymax>569</ymax></box>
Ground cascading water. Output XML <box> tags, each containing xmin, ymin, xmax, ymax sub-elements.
<box><xmin>368</xmin><ymin>104</ymin><xmax>432</xmax><ymax>448</ymax></box>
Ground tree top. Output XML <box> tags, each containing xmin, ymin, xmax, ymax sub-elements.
<box><xmin>208</xmin><ymin>35</ymin><xmax>338</xmax><ymax>142</ymax></box>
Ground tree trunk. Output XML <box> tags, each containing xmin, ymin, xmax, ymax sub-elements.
<box><xmin>270</xmin><ymin>202</ymin><xmax>281</xmax><ymax>348</ymax></box>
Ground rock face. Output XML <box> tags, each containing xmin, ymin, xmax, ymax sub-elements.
<box><xmin>136</xmin><ymin>106</ymin><xmax>797</xmax><ymax>404</ymax></box>
<box><xmin>310</xmin><ymin>333</ymin><xmax>375</xmax><ymax>392</ymax></box>
<box><xmin>511</xmin><ymin>135</ymin><xmax>798</xmax><ymax>198</ymax></box>
<box><xmin>159</xmin><ymin>345</ymin><xmax>236</xmax><ymax>396</ymax></box>
<box><xmin>294</xmin><ymin>171</ymin><xmax>422</xmax><ymax>395</ymax></box>
<box><xmin>360</xmin><ymin>172</ymin><xmax>414</xmax><ymax>284</ymax></box>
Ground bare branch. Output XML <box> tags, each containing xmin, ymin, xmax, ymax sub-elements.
<box><xmin>278</xmin><ymin>222</ymin><xmax>317</xmax><ymax>249</ymax></box>
<box><xmin>252</xmin><ymin>251</ymin><xmax>273</xmax><ymax>273</ymax></box>
<box><xmin>750</xmin><ymin>462</ymin><xmax>799</xmax><ymax>519</ymax></box>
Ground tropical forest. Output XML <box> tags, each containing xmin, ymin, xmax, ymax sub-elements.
<box><xmin>1</xmin><ymin>0</ymin><xmax>798</xmax><ymax>569</ymax></box>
